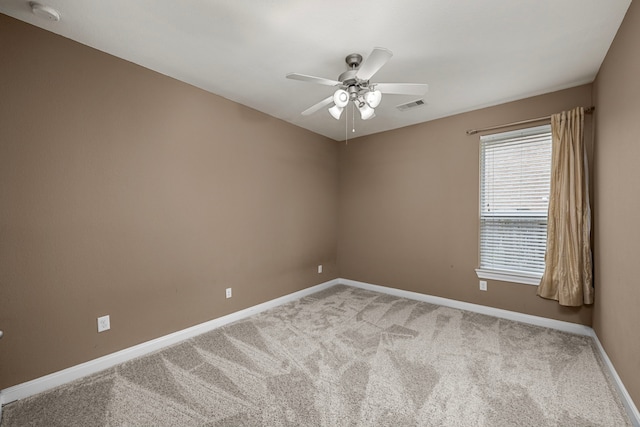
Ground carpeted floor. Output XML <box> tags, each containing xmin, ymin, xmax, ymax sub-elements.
<box><xmin>1</xmin><ymin>285</ymin><xmax>631</xmax><ymax>426</ymax></box>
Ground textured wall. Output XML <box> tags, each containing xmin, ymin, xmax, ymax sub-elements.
<box><xmin>592</xmin><ymin>0</ymin><xmax>640</xmax><ymax>409</ymax></box>
<box><xmin>337</xmin><ymin>85</ymin><xmax>594</xmax><ymax>325</ymax></box>
<box><xmin>0</xmin><ymin>15</ymin><xmax>338</xmax><ymax>389</ymax></box>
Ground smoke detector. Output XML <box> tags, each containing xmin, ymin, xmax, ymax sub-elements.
<box><xmin>30</xmin><ymin>2</ymin><xmax>60</xmax><ymax>22</ymax></box>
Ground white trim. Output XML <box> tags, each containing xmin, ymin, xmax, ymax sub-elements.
<box><xmin>340</xmin><ymin>278</ymin><xmax>590</xmax><ymax>335</ymax></box>
<box><xmin>1</xmin><ymin>277</ymin><xmax>637</xmax><ymax>427</ymax></box>
<box><xmin>475</xmin><ymin>268</ymin><xmax>541</xmax><ymax>286</ymax></box>
<box><xmin>339</xmin><ymin>278</ymin><xmax>639</xmax><ymax>426</ymax></box>
<box><xmin>589</xmin><ymin>331</ymin><xmax>640</xmax><ymax>427</ymax></box>
<box><xmin>0</xmin><ymin>279</ymin><xmax>339</xmax><ymax>407</ymax></box>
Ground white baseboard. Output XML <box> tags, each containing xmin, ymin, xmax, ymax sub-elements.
<box><xmin>0</xmin><ymin>279</ymin><xmax>339</xmax><ymax>408</ymax></box>
<box><xmin>590</xmin><ymin>332</ymin><xmax>640</xmax><ymax>427</ymax></box>
<box><xmin>340</xmin><ymin>278</ymin><xmax>639</xmax><ymax>427</ymax></box>
<box><xmin>1</xmin><ymin>277</ymin><xmax>637</xmax><ymax>427</ymax></box>
<box><xmin>339</xmin><ymin>278</ymin><xmax>594</xmax><ymax>336</ymax></box>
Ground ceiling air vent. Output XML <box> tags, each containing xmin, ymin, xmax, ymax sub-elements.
<box><xmin>396</xmin><ymin>99</ymin><xmax>426</xmax><ymax>112</ymax></box>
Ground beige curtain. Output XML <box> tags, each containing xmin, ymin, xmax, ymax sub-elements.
<box><xmin>537</xmin><ymin>107</ymin><xmax>593</xmax><ymax>306</ymax></box>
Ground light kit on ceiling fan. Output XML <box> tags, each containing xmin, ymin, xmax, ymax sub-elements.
<box><xmin>357</xmin><ymin>98</ymin><xmax>375</xmax><ymax>120</ymax></box>
<box><xmin>365</xmin><ymin>90</ymin><xmax>382</xmax><ymax>108</ymax></box>
<box><xmin>286</xmin><ymin>47</ymin><xmax>428</xmax><ymax>123</ymax></box>
<box><xmin>328</xmin><ymin>89</ymin><xmax>349</xmax><ymax>119</ymax></box>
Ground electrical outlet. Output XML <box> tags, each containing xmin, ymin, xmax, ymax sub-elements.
<box><xmin>479</xmin><ymin>281</ymin><xmax>488</xmax><ymax>291</ymax></box>
<box><xmin>225</xmin><ymin>288</ymin><xmax>232</xmax><ymax>299</ymax></box>
<box><xmin>318</xmin><ymin>264</ymin><xmax>323</xmax><ymax>274</ymax></box>
<box><xmin>97</xmin><ymin>315</ymin><xmax>110</xmax><ymax>332</ymax></box>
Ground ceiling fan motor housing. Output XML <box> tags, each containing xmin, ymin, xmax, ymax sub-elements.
<box><xmin>338</xmin><ymin>69</ymin><xmax>359</xmax><ymax>86</ymax></box>
<box><xmin>339</xmin><ymin>53</ymin><xmax>370</xmax><ymax>93</ymax></box>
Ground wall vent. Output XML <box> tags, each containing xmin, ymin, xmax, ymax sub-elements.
<box><xmin>396</xmin><ymin>99</ymin><xmax>426</xmax><ymax>112</ymax></box>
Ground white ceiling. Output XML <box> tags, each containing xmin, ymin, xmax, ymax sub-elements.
<box><xmin>1</xmin><ymin>0</ymin><xmax>631</xmax><ymax>141</ymax></box>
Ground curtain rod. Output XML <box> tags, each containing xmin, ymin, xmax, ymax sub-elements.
<box><xmin>465</xmin><ymin>106</ymin><xmax>595</xmax><ymax>135</ymax></box>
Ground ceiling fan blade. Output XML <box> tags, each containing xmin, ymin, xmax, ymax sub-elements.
<box><xmin>301</xmin><ymin>96</ymin><xmax>334</xmax><ymax>116</ymax></box>
<box><xmin>375</xmin><ymin>83</ymin><xmax>429</xmax><ymax>96</ymax></box>
<box><xmin>356</xmin><ymin>47</ymin><xmax>393</xmax><ymax>81</ymax></box>
<box><xmin>286</xmin><ymin>73</ymin><xmax>341</xmax><ymax>86</ymax></box>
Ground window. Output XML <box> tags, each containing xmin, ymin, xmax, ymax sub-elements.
<box><xmin>476</xmin><ymin>125</ymin><xmax>552</xmax><ymax>285</ymax></box>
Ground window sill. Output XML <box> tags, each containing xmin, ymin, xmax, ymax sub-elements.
<box><xmin>475</xmin><ymin>268</ymin><xmax>541</xmax><ymax>286</ymax></box>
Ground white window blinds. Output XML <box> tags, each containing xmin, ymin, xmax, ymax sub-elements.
<box><xmin>479</xmin><ymin>125</ymin><xmax>552</xmax><ymax>277</ymax></box>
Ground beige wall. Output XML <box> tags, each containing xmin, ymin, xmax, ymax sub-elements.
<box><xmin>338</xmin><ymin>85</ymin><xmax>594</xmax><ymax>325</ymax></box>
<box><xmin>0</xmin><ymin>15</ymin><xmax>338</xmax><ymax>389</ymax></box>
<box><xmin>593</xmin><ymin>0</ymin><xmax>640</xmax><ymax>408</ymax></box>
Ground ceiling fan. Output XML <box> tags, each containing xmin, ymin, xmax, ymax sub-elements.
<box><xmin>286</xmin><ymin>47</ymin><xmax>428</xmax><ymax>121</ymax></box>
